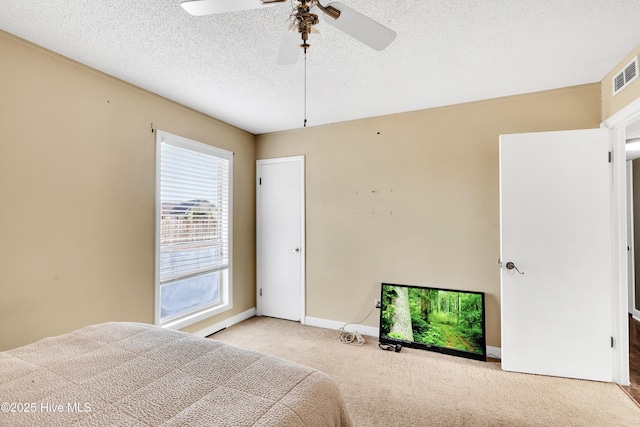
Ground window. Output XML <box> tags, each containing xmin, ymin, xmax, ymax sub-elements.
<box><xmin>155</xmin><ymin>131</ymin><xmax>233</xmax><ymax>329</ymax></box>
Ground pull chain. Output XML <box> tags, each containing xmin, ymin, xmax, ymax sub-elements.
<box><xmin>303</xmin><ymin>50</ymin><xmax>307</xmax><ymax>127</ymax></box>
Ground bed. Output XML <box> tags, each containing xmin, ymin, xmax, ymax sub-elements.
<box><xmin>0</xmin><ymin>322</ymin><xmax>353</xmax><ymax>426</ymax></box>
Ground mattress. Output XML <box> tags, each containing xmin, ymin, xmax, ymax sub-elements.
<box><xmin>0</xmin><ymin>322</ymin><xmax>353</xmax><ymax>426</ymax></box>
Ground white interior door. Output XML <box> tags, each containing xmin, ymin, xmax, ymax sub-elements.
<box><xmin>256</xmin><ymin>156</ymin><xmax>305</xmax><ymax>321</ymax></box>
<box><xmin>500</xmin><ymin>129</ymin><xmax>613</xmax><ymax>382</ymax></box>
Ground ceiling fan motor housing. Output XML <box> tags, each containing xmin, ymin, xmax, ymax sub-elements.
<box><xmin>295</xmin><ymin>1</ymin><xmax>320</xmax><ymax>50</ymax></box>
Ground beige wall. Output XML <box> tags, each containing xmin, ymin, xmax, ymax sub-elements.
<box><xmin>257</xmin><ymin>85</ymin><xmax>602</xmax><ymax>348</ymax></box>
<box><xmin>0</xmin><ymin>31</ymin><xmax>256</xmax><ymax>351</ymax></box>
<box><xmin>602</xmin><ymin>44</ymin><xmax>640</xmax><ymax>120</ymax></box>
<box><xmin>0</xmin><ymin>26</ymin><xmax>610</xmax><ymax>352</ymax></box>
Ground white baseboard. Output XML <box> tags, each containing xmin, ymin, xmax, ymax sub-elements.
<box><xmin>192</xmin><ymin>307</ymin><xmax>256</xmax><ymax>338</ymax></box>
<box><xmin>305</xmin><ymin>315</ymin><xmax>502</xmax><ymax>359</ymax></box>
<box><xmin>192</xmin><ymin>311</ymin><xmax>503</xmax><ymax>360</ymax></box>
<box><xmin>633</xmin><ymin>309</ymin><xmax>640</xmax><ymax>323</ymax></box>
<box><xmin>305</xmin><ymin>316</ymin><xmax>379</xmax><ymax>338</ymax></box>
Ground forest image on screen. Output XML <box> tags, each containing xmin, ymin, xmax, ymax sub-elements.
<box><xmin>381</xmin><ymin>285</ymin><xmax>484</xmax><ymax>355</ymax></box>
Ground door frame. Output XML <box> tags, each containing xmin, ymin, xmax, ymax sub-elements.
<box><xmin>256</xmin><ymin>156</ymin><xmax>306</xmax><ymax>323</ymax></box>
<box><xmin>626</xmin><ymin>161</ymin><xmax>636</xmax><ymax>318</ymax></box>
<box><xmin>602</xmin><ymin>96</ymin><xmax>640</xmax><ymax>385</ymax></box>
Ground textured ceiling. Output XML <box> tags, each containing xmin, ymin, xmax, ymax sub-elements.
<box><xmin>2</xmin><ymin>0</ymin><xmax>640</xmax><ymax>135</ymax></box>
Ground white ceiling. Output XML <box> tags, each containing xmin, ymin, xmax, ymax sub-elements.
<box><xmin>2</xmin><ymin>0</ymin><xmax>640</xmax><ymax>135</ymax></box>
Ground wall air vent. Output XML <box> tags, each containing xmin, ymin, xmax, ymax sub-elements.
<box><xmin>612</xmin><ymin>56</ymin><xmax>638</xmax><ymax>96</ymax></box>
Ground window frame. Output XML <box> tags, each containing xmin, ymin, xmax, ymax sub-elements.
<box><xmin>154</xmin><ymin>130</ymin><xmax>233</xmax><ymax>329</ymax></box>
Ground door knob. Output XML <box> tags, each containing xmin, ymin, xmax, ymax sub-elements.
<box><xmin>505</xmin><ymin>262</ymin><xmax>524</xmax><ymax>274</ymax></box>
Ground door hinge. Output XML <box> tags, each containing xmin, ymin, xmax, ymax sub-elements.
<box><xmin>611</xmin><ymin>336</ymin><xmax>614</xmax><ymax>348</ymax></box>
<box><xmin>608</xmin><ymin>151</ymin><xmax>612</xmax><ymax>163</ymax></box>
<box><xmin>259</xmin><ymin>288</ymin><xmax>262</xmax><ymax>296</ymax></box>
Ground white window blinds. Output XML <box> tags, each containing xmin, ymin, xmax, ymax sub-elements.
<box><xmin>158</xmin><ymin>133</ymin><xmax>232</xmax><ymax>283</ymax></box>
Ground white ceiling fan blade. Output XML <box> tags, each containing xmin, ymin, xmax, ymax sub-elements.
<box><xmin>180</xmin><ymin>0</ymin><xmax>283</xmax><ymax>16</ymax></box>
<box><xmin>277</xmin><ymin>23</ymin><xmax>301</xmax><ymax>65</ymax></box>
<box><xmin>320</xmin><ymin>2</ymin><xmax>396</xmax><ymax>51</ymax></box>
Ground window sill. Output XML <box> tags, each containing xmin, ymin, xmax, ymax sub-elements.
<box><xmin>158</xmin><ymin>301</ymin><xmax>233</xmax><ymax>331</ymax></box>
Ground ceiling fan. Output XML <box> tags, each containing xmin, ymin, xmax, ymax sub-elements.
<box><xmin>180</xmin><ymin>0</ymin><xmax>397</xmax><ymax>65</ymax></box>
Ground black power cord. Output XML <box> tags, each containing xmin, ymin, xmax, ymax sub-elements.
<box><xmin>378</xmin><ymin>343</ymin><xmax>402</xmax><ymax>353</ymax></box>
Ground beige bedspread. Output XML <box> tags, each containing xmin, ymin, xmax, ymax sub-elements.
<box><xmin>0</xmin><ymin>322</ymin><xmax>353</xmax><ymax>426</ymax></box>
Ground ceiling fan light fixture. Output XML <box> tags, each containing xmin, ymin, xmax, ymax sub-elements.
<box><xmin>287</xmin><ymin>17</ymin><xmax>297</xmax><ymax>33</ymax></box>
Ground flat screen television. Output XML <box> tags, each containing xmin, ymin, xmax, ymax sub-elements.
<box><xmin>379</xmin><ymin>282</ymin><xmax>486</xmax><ymax>361</ymax></box>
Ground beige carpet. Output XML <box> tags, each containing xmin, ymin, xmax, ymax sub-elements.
<box><xmin>211</xmin><ymin>316</ymin><xmax>640</xmax><ymax>427</ymax></box>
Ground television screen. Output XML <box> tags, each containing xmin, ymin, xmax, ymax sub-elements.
<box><xmin>379</xmin><ymin>283</ymin><xmax>486</xmax><ymax>361</ymax></box>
